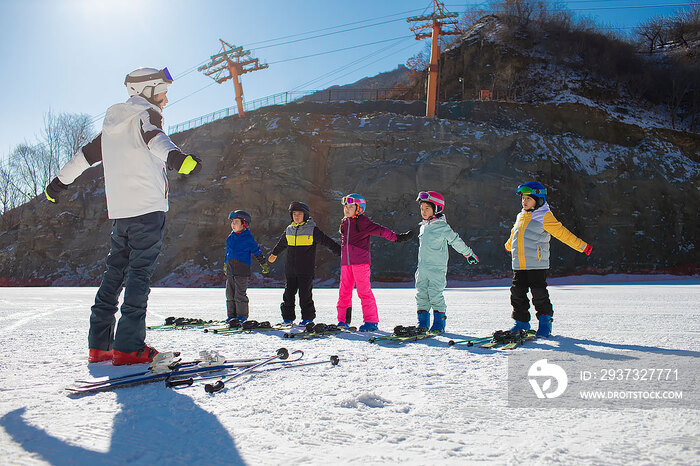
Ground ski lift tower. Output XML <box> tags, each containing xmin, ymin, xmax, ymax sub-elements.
<box><xmin>407</xmin><ymin>0</ymin><xmax>460</xmax><ymax>118</ymax></box>
<box><xmin>198</xmin><ymin>39</ymin><xmax>268</xmax><ymax>117</ymax></box>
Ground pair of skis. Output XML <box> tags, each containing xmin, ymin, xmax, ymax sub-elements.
<box><xmin>284</xmin><ymin>322</ymin><xmax>357</xmax><ymax>339</ymax></box>
<box><xmin>204</xmin><ymin>321</ymin><xmax>292</xmax><ymax>334</ymax></box>
<box><xmin>369</xmin><ymin>326</ymin><xmax>440</xmax><ymax>344</ymax></box>
<box><xmin>448</xmin><ymin>329</ymin><xmax>537</xmax><ymax>349</ymax></box>
<box><xmin>67</xmin><ymin>348</ymin><xmax>339</xmax><ymax>395</ymax></box>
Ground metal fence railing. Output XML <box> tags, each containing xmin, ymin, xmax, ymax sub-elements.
<box><xmin>168</xmin><ymin>88</ymin><xmax>410</xmax><ymax>134</ymax></box>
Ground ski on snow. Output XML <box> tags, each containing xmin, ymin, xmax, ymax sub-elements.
<box><xmin>203</xmin><ymin>320</ymin><xmax>292</xmax><ymax>334</ymax></box>
<box><xmin>476</xmin><ymin>329</ymin><xmax>537</xmax><ymax>349</ymax></box>
<box><xmin>368</xmin><ymin>326</ymin><xmax>440</xmax><ymax>344</ymax></box>
<box><xmin>283</xmin><ymin>322</ymin><xmax>357</xmax><ymax>339</ymax></box>
<box><xmin>67</xmin><ymin>348</ymin><xmax>308</xmax><ymax>394</ymax></box>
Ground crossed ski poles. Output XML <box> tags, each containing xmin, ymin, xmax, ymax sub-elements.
<box><xmin>204</xmin><ymin>347</ymin><xmax>289</xmax><ymax>393</ymax></box>
<box><xmin>166</xmin><ymin>353</ymin><xmax>340</xmax><ymax>390</ymax></box>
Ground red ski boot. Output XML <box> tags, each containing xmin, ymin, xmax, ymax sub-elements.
<box><xmin>88</xmin><ymin>349</ymin><xmax>113</xmax><ymax>363</ymax></box>
<box><xmin>112</xmin><ymin>346</ymin><xmax>159</xmax><ymax>365</ymax></box>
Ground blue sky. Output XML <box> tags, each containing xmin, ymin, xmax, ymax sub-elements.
<box><xmin>0</xmin><ymin>0</ymin><xmax>693</xmax><ymax>161</ymax></box>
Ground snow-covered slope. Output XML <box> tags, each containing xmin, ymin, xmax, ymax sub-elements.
<box><xmin>1</xmin><ymin>281</ymin><xmax>699</xmax><ymax>464</ymax></box>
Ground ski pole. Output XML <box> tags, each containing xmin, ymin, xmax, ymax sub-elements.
<box><xmin>165</xmin><ymin>350</ymin><xmax>304</xmax><ymax>388</ymax></box>
<box><xmin>166</xmin><ymin>352</ymin><xmax>332</xmax><ymax>388</ymax></box>
<box><xmin>204</xmin><ymin>347</ymin><xmax>289</xmax><ymax>393</ymax></box>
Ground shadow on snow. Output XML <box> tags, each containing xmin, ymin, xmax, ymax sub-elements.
<box><xmin>0</xmin><ymin>366</ymin><xmax>245</xmax><ymax>466</ymax></box>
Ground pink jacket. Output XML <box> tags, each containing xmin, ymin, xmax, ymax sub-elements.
<box><xmin>340</xmin><ymin>214</ymin><xmax>397</xmax><ymax>266</ymax></box>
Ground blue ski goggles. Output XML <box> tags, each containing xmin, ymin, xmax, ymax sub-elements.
<box><xmin>125</xmin><ymin>67</ymin><xmax>174</xmax><ymax>85</ymax></box>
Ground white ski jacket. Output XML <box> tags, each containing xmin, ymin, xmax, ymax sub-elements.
<box><xmin>56</xmin><ymin>96</ymin><xmax>180</xmax><ymax>219</ymax></box>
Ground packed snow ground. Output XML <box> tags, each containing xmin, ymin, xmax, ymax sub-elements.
<box><xmin>1</xmin><ymin>280</ymin><xmax>699</xmax><ymax>465</ymax></box>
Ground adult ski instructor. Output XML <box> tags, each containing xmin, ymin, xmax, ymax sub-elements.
<box><xmin>44</xmin><ymin>67</ymin><xmax>202</xmax><ymax>365</ymax></box>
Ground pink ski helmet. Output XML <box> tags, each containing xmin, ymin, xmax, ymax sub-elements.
<box><xmin>416</xmin><ymin>191</ymin><xmax>445</xmax><ymax>214</ymax></box>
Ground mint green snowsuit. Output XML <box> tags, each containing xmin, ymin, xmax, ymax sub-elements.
<box><xmin>416</xmin><ymin>216</ymin><xmax>474</xmax><ymax>312</ymax></box>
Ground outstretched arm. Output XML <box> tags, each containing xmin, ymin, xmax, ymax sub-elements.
<box><xmin>542</xmin><ymin>211</ymin><xmax>590</xmax><ymax>254</ymax></box>
<box><xmin>45</xmin><ymin>133</ymin><xmax>103</xmax><ymax>203</ymax></box>
<box><xmin>363</xmin><ymin>217</ymin><xmax>398</xmax><ymax>241</ymax></box>
<box><xmin>314</xmin><ymin>227</ymin><xmax>341</xmax><ymax>256</ymax></box>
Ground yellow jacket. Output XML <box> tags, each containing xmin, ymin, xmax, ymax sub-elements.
<box><xmin>505</xmin><ymin>203</ymin><xmax>588</xmax><ymax>270</ymax></box>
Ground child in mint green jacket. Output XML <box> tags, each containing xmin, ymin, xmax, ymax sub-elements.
<box><xmin>414</xmin><ymin>191</ymin><xmax>479</xmax><ymax>333</ymax></box>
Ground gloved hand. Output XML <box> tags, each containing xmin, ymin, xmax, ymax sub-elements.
<box><xmin>179</xmin><ymin>155</ymin><xmax>202</xmax><ymax>175</ymax></box>
<box><xmin>465</xmin><ymin>253</ymin><xmax>479</xmax><ymax>264</ymax></box>
<box><xmin>268</xmin><ymin>254</ymin><xmax>277</xmax><ymax>263</ymax></box>
<box><xmin>260</xmin><ymin>262</ymin><xmax>270</xmax><ymax>274</ymax></box>
<box><xmin>583</xmin><ymin>244</ymin><xmax>593</xmax><ymax>256</ymax></box>
<box><xmin>223</xmin><ymin>262</ymin><xmax>228</xmax><ymax>275</ymax></box>
<box><xmin>45</xmin><ymin>177</ymin><xmax>68</xmax><ymax>203</ymax></box>
<box><xmin>167</xmin><ymin>150</ymin><xmax>202</xmax><ymax>175</ymax></box>
<box><xmin>395</xmin><ymin>229</ymin><xmax>415</xmax><ymax>243</ymax></box>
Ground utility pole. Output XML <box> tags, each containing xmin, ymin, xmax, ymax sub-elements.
<box><xmin>198</xmin><ymin>39</ymin><xmax>268</xmax><ymax>117</ymax></box>
<box><xmin>407</xmin><ymin>0</ymin><xmax>460</xmax><ymax>118</ymax></box>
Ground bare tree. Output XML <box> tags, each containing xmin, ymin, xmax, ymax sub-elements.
<box><xmin>635</xmin><ymin>17</ymin><xmax>667</xmax><ymax>54</ymax></box>
<box><xmin>8</xmin><ymin>143</ymin><xmax>46</xmax><ymax>200</ymax></box>
<box><xmin>58</xmin><ymin>113</ymin><xmax>94</xmax><ymax>166</ymax></box>
<box><xmin>40</xmin><ymin>109</ymin><xmax>62</xmax><ymax>185</ymax></box>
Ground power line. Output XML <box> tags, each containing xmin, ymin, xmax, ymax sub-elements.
<box><xmin>310</xmin><ymin>42</ymin><xmax>419</xmax><ymax>91</ymax></box>
<box><xmin>292</xmin><ymin>39</ymin><xmax>415</xmax><ymax>91</ymax></box>
<box><xmin>268</xmin><ymin>35</ymin><xmax>414</xmax><ymax>65</ymax></box>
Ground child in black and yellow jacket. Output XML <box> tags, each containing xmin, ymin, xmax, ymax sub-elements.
<box><xmin>505</xmin><ymin>182</ymin><xmax>592</xmax><ymax>337</ymax></box>
<box><xmin>269</xmin><ymin>201</ymin><xmax>341</xmax><ymax>325</ymax></box>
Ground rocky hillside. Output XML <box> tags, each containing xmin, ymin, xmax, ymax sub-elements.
<box><xmin>0</xmin><ymin>97</ymin><xmax>697</xmax><ymax>286</ymax></box>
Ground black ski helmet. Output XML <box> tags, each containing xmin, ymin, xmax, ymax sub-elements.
<box><xmin>288</xmin><ymin>201</ymin><xmax>310</xmax><ymax>222</ymax></box>
<box><xmin>228</xmin><ymin>210</ymin><xmax>252</xmax><ymax>226</ymax></box>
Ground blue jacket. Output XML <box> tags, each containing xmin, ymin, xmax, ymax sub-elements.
<box><xmin>225</xmin><ymin>228</ymin><xmax>263</xmax><ymax>276</ymax></box>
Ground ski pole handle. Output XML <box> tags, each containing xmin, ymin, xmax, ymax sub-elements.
<box><xmin>205</xmin><ymin>381</ymin><xmax>225</xmax><ymax>393</ymax></box>
<box><xmin>204</xmin><ymin>347</ymin><xmax>289</xmax><ymax>393</ymax></box>
<box><xmin>166</xmin><ymin>378</ymin><xmax>194</xmax><ymax>388</ymax></box>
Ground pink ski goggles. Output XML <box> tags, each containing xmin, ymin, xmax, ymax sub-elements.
<box><xmin>416</xmin><ymin>191</ymin><xmax>443</xmax><ymax>205</ymax></box>
<box><xmin>342</xmin><ymin>196</ymin><xmax>365</xmax><ymax>206</ymax></box>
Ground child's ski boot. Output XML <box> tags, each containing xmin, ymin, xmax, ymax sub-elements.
<box><xmin>429</xmin><ymin>311</ymin><xmax>446</xmax><ymax>334</ymax></box>
<box><xmin>359</xmin><ymin>322</ymin><xmax>378</xmax><ymax>332</ymax></box>
<box><xmin>536</xmin><ymin>315</ymin><xmax>553</xmax><ymax>337</ymax></box>
<box><xmin>417</xmin><ymin>310</ymin><xmax>430</xmax><ymax>330</ymax></box>
<box><xmin>509</xmin><ymin>320</ymin><xmax>531</xmax><ymax>332</ymax></box>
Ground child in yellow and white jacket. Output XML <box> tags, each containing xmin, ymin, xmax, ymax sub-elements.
<box><xmin>505</xmin><ymin>182</ymin><xmax>592</xmax><ymax>336</ymax></box>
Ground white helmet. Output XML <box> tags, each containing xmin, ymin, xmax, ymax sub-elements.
<box><xmin>124</xmin><ymin>67</ymin><xmax>173</xmax><ymax>99</ymax></box>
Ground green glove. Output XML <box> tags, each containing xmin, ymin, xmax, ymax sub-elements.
<box><xmin>178</xmin><ymin>155</ymin><xmax>202</xmax><ymax>175</ymax></box>
<box><xmin>223</xmin><ymin>262</ymin><xmax>228</xmax><ymax>275</ymax></box>
<box><xmin>260</xmin><ymin>262</ymin><xmax>270</xmax><ymax>275</ymax></box>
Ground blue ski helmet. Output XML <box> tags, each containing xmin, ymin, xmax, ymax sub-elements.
<box><xmin>341</xmin><ymin>193</ymin><xmax>366</xmax><ymax>215</ymax></box>
<box><xmin>516</xmin><ymin>182</ymin><xmax>547</xmax><ymax>208</ymax></box>
<box><xmin>228</xmin><ymin>210</ymin><xmax>252</xmax><ymax>226</ymax></box>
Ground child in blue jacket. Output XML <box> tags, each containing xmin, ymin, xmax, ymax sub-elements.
<box><xmin>224</xmin><ymin>210</ymin><xmax>269</xmax><ymax>321</ymax></box>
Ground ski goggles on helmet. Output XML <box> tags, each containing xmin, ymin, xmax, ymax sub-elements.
<box><xmin>516</xmin><ymin>185</ymin><xmax>547</xmax><ymax>197</ymax></box>
<box><xmin>124</xmin><ymin>67</ymin><xmax>174</xmax><ymax>85</ymax></box>
<box><xmin>342</xmin><ymin>195</ymin><xmax>365</xmax><ymax>206</ymax></box>
<box><xmin>416</xmin><ymin>191</ymin><xmax>442</xmax><ymax>204</ymax></box>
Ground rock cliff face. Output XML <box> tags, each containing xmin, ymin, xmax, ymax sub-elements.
<box><xmin>1</xmin><ymin>100</ymin><xmax>698</xmax><ymax>286</ymax></box>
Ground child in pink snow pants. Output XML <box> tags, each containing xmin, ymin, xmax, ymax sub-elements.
<box><xmin>336</xmin><ymin>193</ymin><xmax>413</xmax><ymax>332</ymax></box>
